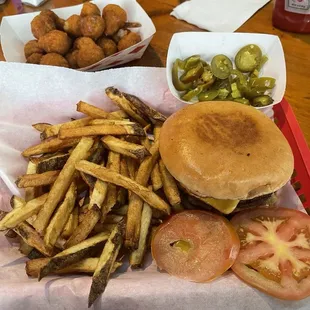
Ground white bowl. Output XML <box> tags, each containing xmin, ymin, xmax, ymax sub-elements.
<box><xmin>166</xmin><ymin>32</ymin><xmax>286</xmax><ymax>110</ymax></box>
<box><xmin>0</xmin><ymin>0</ymin><xmax>156</xmax><ymax>71</ymax></box>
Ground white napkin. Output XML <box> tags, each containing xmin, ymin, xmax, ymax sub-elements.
<box><xmin>171</xmin><ymin>0</ymin><xmax>271</xmax><ymax>32</ymax></box>
<box><xmin>21</xmin><ymin>0</ymin><xmax>48</xmax><ymax>7</ymax></box>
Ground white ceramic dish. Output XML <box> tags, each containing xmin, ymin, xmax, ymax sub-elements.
<box><xmin>166</xmin><ymin>32</ymin><xmax>286</xmax><ymax>110</ymax></box>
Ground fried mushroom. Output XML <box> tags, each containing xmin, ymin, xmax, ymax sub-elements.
<box><xmin>27</xmin><ymin>53</ymin><xmax>44</xmax><ymax>64</ymax></box>
<box><xmin>31</xmin><ymin>14</ymin><xmax>56</xmax><ymax>39</ymax></box>
<box><xmin>97</xmin><ymin>36</ymin><xmax>117</xmax><ymax>56</ymax></box>
<box><xmin>80</xmin><ymin>15</ymin><xmax>105</xmax><ymax>40</ymax></box>
<box><xmin>38</xmin><ymin>30</ymin><xmax>72</xmax><ymax>55</ymax></box>
<box><xmin>80</xmin><ymin>2</ymin><xmax>101</xmax><ymax>17</ymax></box>
<box><xmin>40</xmin><ymin>53</ymin><xmax>69</xmax><ymax>68</ymax></box>
<box><xmin>64</xmin><ymin>14</ymin><xmax>82</xmax><ymax>37</ymax></box>
<box><xmin>118</xmin><ymin>31</ymin><xmax>141</xmax><ymax>51</ymax></box>
<box><xmin>24</xmin><ymin>40</ymin><xmax>44</xmax><ymax>58</ymax></box>
<box><xmin>102</xmin><ymin>4</ymin><xmax>127</xmax><ymax>36</ymax></box>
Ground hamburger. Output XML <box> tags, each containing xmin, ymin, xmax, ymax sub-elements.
<box><xmin>159</xmin><ymin>101</ymin><xmax>294</xmax><ymax>214</ymax></box>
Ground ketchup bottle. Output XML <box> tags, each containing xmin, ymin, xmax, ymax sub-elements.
<box><xmin>272</xmin><ymin>0</ymin><xmax>310</xmax><ymax>33</ymax></box>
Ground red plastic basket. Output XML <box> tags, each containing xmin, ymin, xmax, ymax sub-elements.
<box><xmin>273</xmin><ymin>99</ymin><xmax>310</xmax><ymax>210</ymax></box>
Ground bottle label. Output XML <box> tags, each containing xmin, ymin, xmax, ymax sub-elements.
<box><xmin>285</xmin><ymin>0</ymin><xmax>310</xmax><ymax>14</ymax></box>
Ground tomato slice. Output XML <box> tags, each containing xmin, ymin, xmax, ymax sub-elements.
<box><xmin>151</xmin><ymin>210</ymin><xmax>240</xmax><ymax>282</ymax></box>
<box><xmin>231</xmin><ymin>207</ymin><xmax>310</xmax><ymax>300</ymax></box>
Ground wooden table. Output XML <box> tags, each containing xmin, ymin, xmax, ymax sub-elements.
<box><xmin>0</xmin><ymin>0</ymin><xmax>309</xmax><ymax>146</ymax></box>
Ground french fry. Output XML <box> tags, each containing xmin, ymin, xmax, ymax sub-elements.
<box><xmin>22</xmin><ymin>137</ymin><xmax>80</xmax><ymax>157</ymax></box>
<box><xmin>19</xmin><ymin>239</ymin><xmax>34</xmax><ymax>256</ymax></box>
<box><xmin>10</xmin><ymin>195</ymin><xmax>26</xmax><ymax>209</ymax></box>
<box><xmin>26</xmin><ymin>257</ymin><xmax>98</xmax><ymax>277</ymax></box>
<box><xmin>44</xmin><ymin>181</ymin><xmax>77</xmax><ymax>249</ymax></box>
<box><xmin>14</xmin><ymin>221</ymin><xmax>53</xmax><ymax>257</ymax></box>
<box><xmin>40</xmin><ymin>124</ymin><xmax>62</xmax><ymax>140</ymax></box>
<box><xmin>75</xmin><ymin>160</ymin><xmax>170</xmax><ymax>213</ymax></box>
<box><xmin>89</xmin><ymin>119</ymin><xmax>132</xmax><ymax>126</ymax></box>
<box><xmin>126</xmin><ymin>140</ymin><xmax>160</xmax><ymax>249</ymax></box>
<box><xmin>159</xmin><ymin>159</ymin><xmax>182</xmax><ymax>211</ymax></box>
<box><xmin>33</xmin><ymin>137</ymin><xmax>94</xmax><ymax>234</ymax></box>
<box><xmin>36</xmin><ymin>153</ymin><xmax>69</xmax><ymax>173</ymax></box>
<box><xmin>41</xmin><ymin>117</ymin><xmax>92</xmax><ymax>139</ymax></box>
<box><xmin>122</xmin><ymin>92</ymin><xmax>167</xmax><ymax>124</ymax></box>
<box><xmin>93</xmin><ymin>223</ymin><xmax>116</xmax><ymax>234</ymax></box>
<box><xmin>80</xmin><ymin>142</ymin><xmax>105</xmax><ymax>189</ymax></box>
<box><xmin>5</xmin><ymin>229</ymin><xmax>18</xmax><ymax>238</ymax></box>
<box><xmin>105</xmin><ymin>214</ymin><xmax>124</xmax><ymax>224</ymax></box>
<box><xmin>77</xmin><ymin>101</ymin><xmax>110</xmax><ymax>119</ymax></box>
<box><xmin>38</xmin><ymin>231</ymin><xmax>110</xmax><ymax>280</ymax></box>
<box><xmin>88</xmin><ymin>221</ymin><xmax>124</xmax><ymax>307</ymax></box>
<box><xmin>0</xmin><ymin>193</ymin><xmax>48</xmax><ymax>230</ymax></box>
<box><xmin>90</xmin><ymin>165</ymin><xmax>108</xmax><ymax>209</ymax></box>
<box><xmin>25</xmin><ymin>161</ymin><xmax>38</xmax><ymax>202</ymax></box>
<box><xmin>154</xmin><ymin>125</ymin><xmax>161</xmax><ymax>142</ymax></box>
<box><xmin>116</xmin><ymin>157</ymin><xmax>129</xmax><ymax>207</ymax></box>
<box><xmin>101</xmin><ymin>136</ymin><xmax>150</xmax><ymax>161</ymax></box>
<box><xmin>105</xmin><ymin>87</ymin><xmax>148</xmax><ymax>126</ymax></box>
<box><xmin>111</xmin><ymin>204</ymin><xmax>128</xmax><ymax>216</ymax></box>
<box><xmin>141</xmin><ymin>125</ymin><xmax>152</xmax><ymax>151</ymax></box>
<box><xmin>27</xmin><ymin>248</ymin><xmax>45</xmax><ymax>260</ymax></box>
<box><xmin>101</xmin><ymin>152</ymin><xmax>120</xmax><ymax>222</ymax></box>
<box><xmin>62</xmin><ymin>207</ymin><xmax>79</xmax><ymax>239</ymax></box>
<box><xmin>151</xmin><ymin>163</ymin><xmax>163</xmax><ymax>191</ymax></box>
<box><xmin>59</xmin><ymin>123</ymin><xmax>145</xmax><ymax>139</ymax></box>
<box><xmin>109</xmin><ymin>110</ymin><xmax>128</xmax><ymax>119</ymax></box>
<box><xmin>129</xmin><ymin>203</ymin><xmax>152</xmax><ymax>267</ymax></box>
<box><xmin>29</xmin><ymin>152</ymin><xmax>60</xmax><ymax>165</ymax></box>
<box><xmin>126</xmin><ymin>157</ymin><xmax>138</xmax><ymax>180</ymax></box>
<box><xmin>65</xmin><ymin>205</ymin><xmax>101</xmax><ymax>248</ymax></box>
<box><xmin>32</xmin><ymin>123</ymin><xmax>51</xmax><ymax>132</ymax></box>
<box><xmin>15</xmin><ymin>170</ymin><xmax>60</xmax><ymax>188</ymax></box>
<box><xmin>10</xmin><ymin>195</ymin><xmax>38</xmax><ymax>226</ymax></box>
<box><xmin>26</xmin><ymin>257</ymin><xmax>122</xmax><ymax>278</ymax></box>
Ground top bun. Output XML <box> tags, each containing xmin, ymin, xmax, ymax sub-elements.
<box><xmin>159</xmin><ymin>101</ymin><xmax>294</xmax><ymax>200</ymax></box>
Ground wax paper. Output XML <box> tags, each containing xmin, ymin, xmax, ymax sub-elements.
<box><xmin>0</xmin><ymin>62</ymin><xmax>308</xmax><ymax>310</ymax></box>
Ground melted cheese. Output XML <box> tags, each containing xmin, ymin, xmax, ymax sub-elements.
<box><xmin>202</xmin><ymin>197</ymin><xmax>239</xmax><ymax>214</ymax></box>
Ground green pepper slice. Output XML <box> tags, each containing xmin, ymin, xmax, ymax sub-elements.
<box><xmin>231</xmin><ymin>83</ymin><xmax>242</xmax><ymax>99</ymax></box>
<box><xmin>198</xmin><ymin>89</ymin><xmax>219</xmax><ymax>101</ymax></box>
<box><xmin>252</xmin><ymin>95</ymin><xmax>274</xmax><ymax>107</ymax></box>
<box><xmin>211</xmin><ymin>55</ymin><xmax>233</xmax><ymax>79</ymax></box>
<box><xmin>234</xmin><ymin>98</ymin><xmax>250</xmax><ymax>105</ymax></box>
<box><xmin>250</xmin><ymin>55</ymin><xmax>268</xmax><ymax>78</ymax></box>
<box><xmin>180</xmin><ymin>62</ymin><xmax>204</xmax><ymax>83</ymax></box>
<box><xmin>235</xmin><ymin>44</ymin><xmax>262</xmax><ymax>73</ymax></box>
<box><xmin>181</xmin><ymin>84</ymin><xmax>206</xmax><ymax>101</ymax></box>
<box><xmin>172</xmin><ymin>60</ymin><xmax>192</xmax><ymax>91</ymax></box>
<box><xmin>184</xmin><ymin>55</ymin><xmax>201</xmax><ymax>70</ymax></box>
<box><xmin>230</xmin><ymin>69</ymin><xmax>247</xmax><ymax>87</ymax></box>
<box><xmin>249</xmin><ymin>77</ymin><xmax>276</xmax><ymax>90</ymax></box>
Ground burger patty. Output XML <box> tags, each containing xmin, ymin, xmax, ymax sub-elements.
<box><xmin>181</xmin><ymin>192</ymin><xmax>276</xmax><ymax>215</ymax></box>
<box><xmin>237</xmin><ymin>193</ymin><xmax>275</xmax><ymax>208</ymax></box>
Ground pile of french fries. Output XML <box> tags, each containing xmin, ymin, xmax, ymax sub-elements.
<box><xmin>0</xmin><ymin>87</ymin><xmax>185</xmax><ymax>307</ymax></box>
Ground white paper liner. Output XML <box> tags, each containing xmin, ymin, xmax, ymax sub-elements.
<box><xmin>0</xmin><ymin>62</ymin><xmax>308</xmax><ymax>309</ymax></box>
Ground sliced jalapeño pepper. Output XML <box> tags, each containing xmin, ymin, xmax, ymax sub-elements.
<box><xmin>180</xmin><ymin>62</ymin><xmax>204</xmax><ymax>83</ymax></box>
<box><xmin>235</xmin><ymin>44</ymin><xmax>262</xmax><ymax>73</ymax></box>
<box><xmin>252</xmin><ymin>95</ymin><xmax>274</xmax><ymax>107</ymax></box>
<box><xmin>172</xmin><ymin>60</ymin><xmax>192</xmax><ymax>91</ymax></box>
<box><xmin>184</xmin><ymin>55</ymin><xmax>201</xmax><ymax>70</ymax></box>
<box><xmin>211</xmin><ymin>54</ymin><xmax>233</xmax><ymax>79</ymax></box>
<box><xmin>249</xmin><ymin>77</ymin><xmax>276</xmax><ymax>90</ymax></box>
<box><xmin>181</xmin><ymin>84</ymin><xmax>206</xmax><ymax>101</ymax></box>
<box><xmin>234</xmin><ymin>98</ymin><xmax>250</xmax><ymax>105</ymax></box>
<box><xmin>198</xmin><ymin>89</ymin><xmax>219</xmax><ymax>101</ymax></box>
